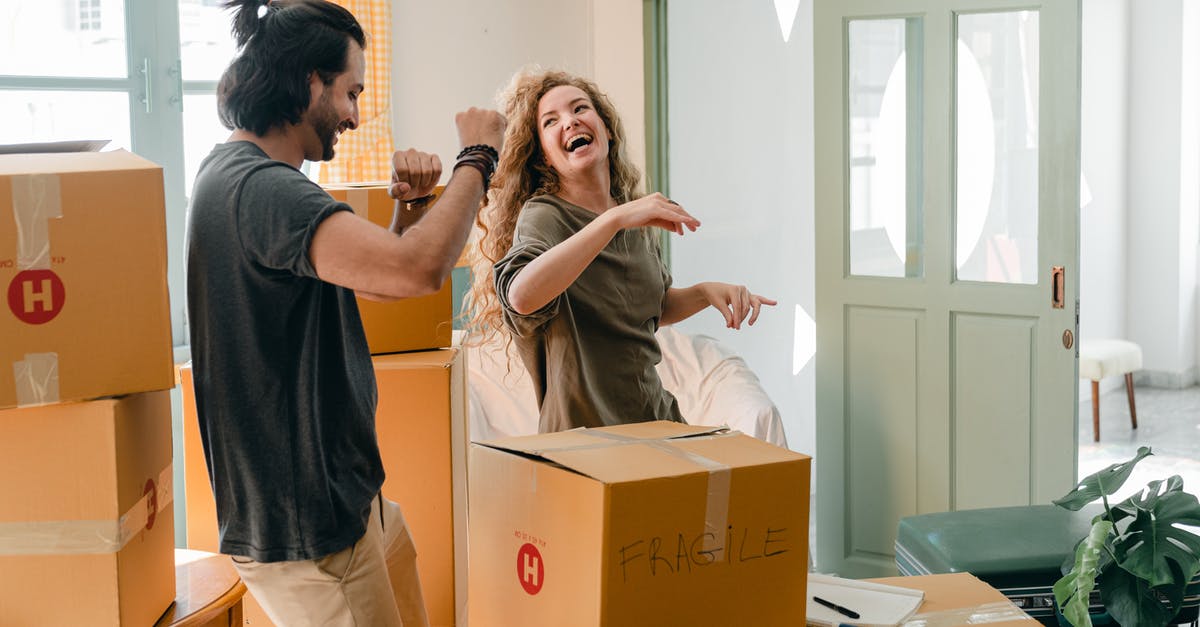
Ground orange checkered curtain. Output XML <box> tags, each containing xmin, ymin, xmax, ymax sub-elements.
<box><xmin>320</xmin><ymin>0</ymin><xmax>393</xmax><ymax>183</ymax></box>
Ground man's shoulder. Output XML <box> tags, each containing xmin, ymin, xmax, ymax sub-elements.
<box><xmin>202</xmin><ymin>142</ymin><xmax>302</xmax><ymax>184</ymax></box>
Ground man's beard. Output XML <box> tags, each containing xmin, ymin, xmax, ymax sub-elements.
<box><xmin>311</xmin><ymin>93</ymin><xmax>340</xmax><ymax>162</ymax></box>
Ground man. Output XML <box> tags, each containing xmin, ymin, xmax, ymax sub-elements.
<box><xmin>186</xmin><ymin>1</ymin><xmax>505</xmax><ymax>624</ymax></box>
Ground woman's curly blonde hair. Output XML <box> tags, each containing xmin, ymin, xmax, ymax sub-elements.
<box><xmin>463</xmin><ymin>68</ymin><xmax>646</xmax><ymax>348</ymax></box>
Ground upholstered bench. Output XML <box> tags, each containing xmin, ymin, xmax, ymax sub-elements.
<box><xmin>1078</xmin><ymin>339</ymin><xmax>1142</xmax><ymax>442</ymax></box>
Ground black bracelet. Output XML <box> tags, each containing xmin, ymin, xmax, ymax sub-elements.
<box><xmin>404</xmin><ymin>194</ymin><xmax>436</xmax><ymax>209</ymax></box>
<box><xmin>456</xmin><ymin>144</ymin><xmax>499</xmax><ymax>162</ymax></box>
<box><xmin>453</xmin><ymin>155</ymin><xmax>494</xmax><ymax>191</ymax></box>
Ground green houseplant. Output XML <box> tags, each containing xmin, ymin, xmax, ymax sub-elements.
<box><xmin>1052</xmin><ymin>447</ymin><xmax>1200</xmax><ymax>626</ymax></box>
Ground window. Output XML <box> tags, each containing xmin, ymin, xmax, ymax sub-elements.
<box><xmin>1</xmin><ymin>0</ymin><xmax>238</xmax><ymax>349</ymax></box>
<box><xmin>78</xmin><ymin>0</ymin><xmax>102</xmax><ymax>30</ymax></box>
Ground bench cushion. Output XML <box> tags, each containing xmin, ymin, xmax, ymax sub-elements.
<box><xmin>1079</xmin><ymin>339</ymin><xmax>1142</xmax><ymax>381</ymax></box>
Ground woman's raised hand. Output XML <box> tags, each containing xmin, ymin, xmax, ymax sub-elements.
<box><xmin>608</xmin><ymin>193</ymin><xmax>701</xmax><ymax>234</ymax></box>
<box><xmin>699</xmin><ymin>282</ymin><xmax>777</xmax><ymax>329</ymax></box>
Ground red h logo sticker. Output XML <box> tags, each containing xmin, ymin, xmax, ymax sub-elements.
<box><xmin>516</xmin><ymin>543</ymin><xmax>545</xmax><ymax>595</ymax></box>
<box><xmin>7</xmin><ymin>269</ymin><xmax>66</xmax><ymax>324</ymax></box>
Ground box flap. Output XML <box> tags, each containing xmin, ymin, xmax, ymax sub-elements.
<box><xmin>480</xmin><ymin>421</ymin><xmax>724</xmax><ymax>455</ymax></box>
<box><xmin>868</xmin><ymin>573</ymin><xmax>1034</xmax><ymax>624</ymax></box>
<box><xmin>0</xmin><ymin>149</ymin><xmax>159</xmax><ymax>176</ymax></box>
<box><xmin>0</xmin><ymin>140</ymin><xmax>109</xmax><ymax>154</ymax></box>
<box><xmin>373</xmin><ymin>347</ymin><xmax>459</xmax><ymax>370</ymax></box>
<box><xmin>476</xmin><ymin>421</ymin><xmax>791</xmax><ymax>483</ymax></box>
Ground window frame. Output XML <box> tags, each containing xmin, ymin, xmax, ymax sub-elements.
<box><xmin>0</xmin><ymin>0</ymin><xmax>191</xmax><ymax>354</ymax></box>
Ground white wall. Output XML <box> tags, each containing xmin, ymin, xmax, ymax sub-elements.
<box><xmin>666</xmin><ymin>0</ymin><xmax>816</xmax><ymax>456</ymax></box>
<box><xmin>1184</xmin><ymin>1</ymin><xmax>1200</xmax><ymax>387</ymax></box>
<box><xmin>1079</xmin><ymin>0</ymin><xmax>1131</xmax><ymax>398</ymax></box>
<box><xmin>1127</xmin><ymin>0</ymin><xmax>1199</xmax><ymax>388</ymax></box>
<box><xmin>389</xmin><ymin>0</ymin><xmax>644</xmax><ymax>183</ymax></box>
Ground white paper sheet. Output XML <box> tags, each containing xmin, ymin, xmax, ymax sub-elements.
<box><xmin>806</xmin><ymin>573</ymin><xmax>925</xmax><ymax>627</ymax></box>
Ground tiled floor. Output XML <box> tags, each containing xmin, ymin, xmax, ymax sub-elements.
<box><xmin>1077</xmin><ymin>384</ymin><xmax>1200</xmax><ymax>503</ymax></box>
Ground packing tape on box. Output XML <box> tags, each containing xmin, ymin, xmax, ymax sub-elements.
<box><xmin>577</xmin><ymin>430</ymin><xmax>734</xmax><ymax>553</ymax></box>
<box><xmin>902</xmin><ymin>601</ymin><xmax>1032</xmax><ymax>626</ymax></box>
<box><xmin>13</xmin><ymin>352</ymin><xmax>60</xmax><ymax>406</ymax></box>
<box><xmin>11</xmin><ymin>173</ymin><xmax>62</xmax><ymax>270</ymax></box>
<box><xmin>11</xmin><ymin>175</ymin><xmax>63</xmax><ymax>406</ymax></box>
<box><xmin>0</xmin><ymin>464</ymin><xmax>173</xmax><ymax>556</ymax></box>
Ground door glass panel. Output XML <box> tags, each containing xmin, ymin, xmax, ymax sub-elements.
<box><xmin>848</xmin><ymin>19</ymin><xmax>923</xmax><ymax>278</ymax></box>
<box><xmin>182</xmin><ymin>93</ymin><xmax>230</xmax><ymax>197</ymax></box>
<box><xmin>0</xmin><ymin>0</ymin><xmax>127</xmax><ymax>78</ymax></box>
<box><xmin>955</xmin><ymin>11</ymin><xmax>1039</xmax><ymax>284</ymax></box>
<box><xmin>0</xmin><ymin>91</ymin><xmax>131</xmax><ymax>150</ymax></box>
<box><xmin>179</xmin><ymin>0</ymin><xmax>239</xmax><ymax>81</ymax></box>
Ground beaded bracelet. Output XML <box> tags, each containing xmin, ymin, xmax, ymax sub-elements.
<box><xmin>456</xmin><ymin>144</ymin><xmax>499</xmax><ymax>162</ymax></box>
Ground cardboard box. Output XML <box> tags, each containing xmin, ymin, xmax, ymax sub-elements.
<box><xmin>468</xmin><ymin>421</ymin><xmax>812</xmax><ymax>627</ymax></box>
<box><xmin>0</xmin><ymin>150</ymin><xmax>173</xmax><ymax>409</ymax></box>
<box><xmin>323</xmin><ymin>184</ymin><xmax>453</xmax><ymax>355</ymax></box>
<box><xmin>181</xmin><ymin>345</ymin><xmax>467</xmax><ymax>627</ymax></box>
<box><xmin>867</xmin><ymin>573</ymin><xmax>1038</xmax><ymax>625</ymax></box>
<box><xmin>0</xmin><ymin>390</ymin><xmax>175</xmax><ymax>626</ymax></box>
<box><xmin>375</xmin><ymin>347</ymin><xmax>468</xmax><ymax>627</ymax></box>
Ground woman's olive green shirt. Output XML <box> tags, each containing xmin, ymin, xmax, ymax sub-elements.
<box><xmin>494</xmin><ymin>194</ymin><xmax>684</xmax><ymax>433</ymax></box>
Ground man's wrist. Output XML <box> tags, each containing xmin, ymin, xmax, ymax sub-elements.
<box><xmin>452</xmin><ymin>145</ymin><xmax>498</xmax><ymax>191</ymax></box>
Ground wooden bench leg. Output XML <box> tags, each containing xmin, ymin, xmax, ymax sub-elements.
<box><xmin>1125</xmin><ymin>373</ymin><xmax>1138</xmax><ymax>430</ymax></box>
<box><xmin>1092</xmin><ymin>380</ymin><xmax>1100</xmax><ymax>442</ymax></box>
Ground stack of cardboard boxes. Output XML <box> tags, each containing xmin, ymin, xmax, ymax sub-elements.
<box><xmin>0</xmin><ymin>150</ymin><xmax>176</xmax><ymax>625</ymax></box>
<box><xmin>182</xmin><ymin>183</ymin><xmax>468</xmax><ymax>627</ymax></box>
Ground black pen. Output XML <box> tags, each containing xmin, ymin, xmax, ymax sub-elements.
<box><xmin>813</xmin><ymin>595</ymin><xmax>861</xmax><ymax>620</ymax></box>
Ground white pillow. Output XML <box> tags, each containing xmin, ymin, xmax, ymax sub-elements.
<box><xmin>466</xmin><ymin>326</ymin><xmax>788</xmax><ymax>449</ymax></box>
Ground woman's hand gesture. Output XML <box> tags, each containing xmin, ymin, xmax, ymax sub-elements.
<box><xmin>698</xmin><ymin>282</ymin><xmax>777</xmax><ymax>329</ymax></box>
<box><xmin>607</xmin><ymin>193</ymin><xmax>701</xmax><ymax>235</ymax></box>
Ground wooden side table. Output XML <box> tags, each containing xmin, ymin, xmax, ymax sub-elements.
<box><xmin>155</xmin><ymin>549</ymin><xmax>248</xmax><ymax>627</ymax></box>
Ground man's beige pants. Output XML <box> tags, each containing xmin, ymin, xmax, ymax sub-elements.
<box><xmin>231</xmin><ymin>496</ymin><xmax>429</xmax><ymax>627</ymax></box>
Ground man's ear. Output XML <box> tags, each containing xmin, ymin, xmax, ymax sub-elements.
<box><xmin>308</xmin><ymin>71</ymin><xmax>324</xmax><ymax>100</ymax></box>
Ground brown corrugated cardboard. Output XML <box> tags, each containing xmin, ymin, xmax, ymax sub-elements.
<box><xmin>181</xmin><ymin>345</ymin><xmax>467</xmax><ymax>626</ymax></box>
<box><xmin>468</xmin><ymin>421</ymin><xmax>812</xmax><ymax>627</ymax></box>
<box><xmin>374</xmin><ymin>347</ymin><xmax>468</xmax><ymax>627</ymax></box>
<box><xmin>179</xmin><ymin>364</ymin><xmax>217</xmax><ymax>553</ymax></box>
<box><xmin>868</xmin><ymin>573</ymin><xmax>1038</xmax><ymax>625</ymax></box>
<box><xmin>0</xmin><ymin>150</ymin><xmax>173</xmax><ymax>409</ymax></box>
<box><xmin>0</xmin><ymin>391</ymin><xmax>175</xmax><ymax>626</ymax></box>
<box><xmin>323</xmin><ymin>184</ymin><xmax>453</xmax><ymax>355</ymax></box>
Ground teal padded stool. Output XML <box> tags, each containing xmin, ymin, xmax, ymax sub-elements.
<box><xmin>896</xmin><ymin>504</ymin><xmax>1200</xmax><ymax>626</ymax></box>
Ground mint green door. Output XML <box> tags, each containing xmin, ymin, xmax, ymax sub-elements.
<box><xmin>814</xmin><ymin>0</ymin><xmax>1081</xmax><ymax>577</ymax></box>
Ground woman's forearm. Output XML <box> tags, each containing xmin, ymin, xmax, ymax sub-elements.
<box><xmin>661</xmin><ymin>284</ymin><xmax>711</xmax><ymax>325</ymax></box>
<box><xmin>505</xmin><ymin>213</ymin><xmax>621</xmax><ymax>314</ymax></box>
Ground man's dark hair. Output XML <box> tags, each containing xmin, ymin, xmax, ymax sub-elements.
<box><xmin>217</xmin><ymin>0</ymin><xmax>366</xmax><ymax>135</ymax></box>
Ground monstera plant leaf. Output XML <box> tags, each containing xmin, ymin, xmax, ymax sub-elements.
<box><xmin>1109</xmin><ymin>476</ymin><xmax>1200</xmax><ymax>588</ymax></box>
<box><xmin>1098</xmin><ymin>560</ymin><xmax>1182</xmax><ymax>627</ymax></box>
<box><xmin>1054</xmin><ymin>519</ymin><xmax>1112</xmax><ymax>627</ymax></box>
<box><xmin>1053</xmin><ymin>447</ymin><xmax>1153</xmax><ymax>511</ymax></box>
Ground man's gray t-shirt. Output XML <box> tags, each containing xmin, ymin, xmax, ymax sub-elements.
<box><xmin>186</xmin><ymin>141</ymin><xmax>382</xmax><ymax>562</ymax></box>
<box><xmin>494</xmin><ymin>194</ymin><xmax>684</xmax><ymax>432</ymax></box>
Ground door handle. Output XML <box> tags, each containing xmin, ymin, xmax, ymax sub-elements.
<box><xmin>1051</xmin><ymin>266</ymin><xmax>1064</xmax><ymax>309</ymax></box>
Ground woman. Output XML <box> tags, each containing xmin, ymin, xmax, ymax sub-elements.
<box><xmin>466</xmin><ymin>69</ymin><xmax>774</xmax><ymax>433</ymax></box>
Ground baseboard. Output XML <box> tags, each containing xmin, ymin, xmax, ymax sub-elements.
<box><xmin>1133</xmin><ymin>367</ymin><xmax>1199</xmax><ymax>389</ymax></box>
